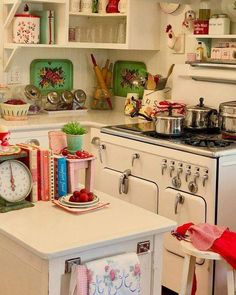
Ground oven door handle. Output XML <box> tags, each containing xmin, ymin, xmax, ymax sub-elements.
<box><xmin>175</xmin><ymin>193</ymin><xmax>185</xmax><ymax>214</ymax></box>
<box><xmin>119</xmin><ymin>169</ymin><xmax>131</xmax><ymax>194</ymax></box>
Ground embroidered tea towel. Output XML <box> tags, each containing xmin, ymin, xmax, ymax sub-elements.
<box><xmin>69</xmin><ymin>264</ymin><xmax>88</xmax><ymax>295</ymax></box>
<box><xmin>85</xmin><ymin>252</ymin><xmax>141</xmax><ymax>295</ymax></box>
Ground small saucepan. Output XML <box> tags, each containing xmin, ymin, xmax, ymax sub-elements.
<box><xmin>185</xmin><ymin>97</ymin><xmax>218</xmax><ymax>130</ymax></box>
<box><xmin>131</xmin><ymin>106</ymin><xmax>185</xmax><ymax>136</ymax></box>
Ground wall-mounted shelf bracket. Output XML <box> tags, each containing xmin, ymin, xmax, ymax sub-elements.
<box><xmin>3</xmin><ymin>47</ymin><xmax>19</xmax><ymax>72</ymax></box>
<box><xmin>3</xmin><ymin>0</ymin><xmax>21</xmax><ymax>28</ymax></box>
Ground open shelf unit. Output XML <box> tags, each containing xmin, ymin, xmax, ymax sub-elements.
<box><xmin>2</xmin><ymin>0</ymin><xmax>160</xmax><ymax>72</ymax></box>
<box><xmin>189</xmin><ymin>34</ymin><xmax>236</xmax><ymax>62</ymax></box>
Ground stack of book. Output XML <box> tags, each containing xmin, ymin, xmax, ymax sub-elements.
<box><xmin>17</xmin><ymin>144</ymin><xmax>68</xmax><ymax>202</ymax></box>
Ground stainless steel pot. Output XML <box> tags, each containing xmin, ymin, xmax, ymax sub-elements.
<box><xmin>185</xmin><ymin>97</ymin><xmax>218</xmax><ymax>130</ymax></box>
<box><xmin>155</xmin><ymin>107</ymin><xmax>184</xmax><ymax>136</ymax></box>
<box><xmin>219</xmin><ymin>101</ymin><xmax>236</xmax><ymax>136</ymax></box>
<box><xmin>130</xmin><ymin>107</ymin><xmax>184</xmax><ymax>136</ymax></box>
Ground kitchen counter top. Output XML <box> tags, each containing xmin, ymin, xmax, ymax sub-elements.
<box><xmin>1</xmin><ymin>110</ymin><xmax>139</xmax><ymax>132</ymax></box>
<box><xmin>0</xmin><ymin>192</ymin><xmax>175</xmax><ymax>259</ymax></box>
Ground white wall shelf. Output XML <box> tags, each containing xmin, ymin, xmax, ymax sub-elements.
<box><xmin>69</xmin><ymin>12</ymin><xmax>127</xmax><ymax>17</ymax></box>
<box><xmin>2</xmin><ymin>0</ymin><xmax>160</xmax><ymax>72</ymax></box>
<box><xmin>191</xmin><ymin>34</ymin><xmax>236</xmax><ymax>39</ymax></box>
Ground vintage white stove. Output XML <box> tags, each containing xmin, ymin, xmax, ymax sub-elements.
<box><xmin>91</xmin><ymin>119</ymin><xmax>236</xmax><ymax>295</ymax></box>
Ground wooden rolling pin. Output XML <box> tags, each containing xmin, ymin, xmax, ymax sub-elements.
<box><xmin>90</xmin><ymin>54</ymin><xmax>112</xmax><ymax>110</ymax></box>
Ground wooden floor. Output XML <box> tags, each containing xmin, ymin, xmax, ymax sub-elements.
<box><xmin>162</xmin><ymin>286</ymin><xmax>178</xmax><ymax>295</ymax></box>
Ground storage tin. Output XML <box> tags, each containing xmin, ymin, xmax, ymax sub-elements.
<box><xmin>13</xmin><ymin>13</ymin><xmax>40</xmax><ymax>44</ymax></box>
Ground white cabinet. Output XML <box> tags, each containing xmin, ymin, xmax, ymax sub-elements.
<box><xmin>68</xmin><ymin>0</ymin><xmax>160</xmax><ymax>50</ymax></box>
<box><xmin>0</xmin><ymin>197</ymin><xmax>175</xmax><ymax>295</ymax></box>
<box><xmin>0</xmin><ymin>232</ymin><xmax>155</xmax><ymax>295</ymax></box>
<box><xmin>90</xmin><ymin>128</ymin><xmax>159</xmax><ymax>212</ymax></box>
<box><xmin>2</xmin><ymin>0</ymin><xmax>160</xmax><ymax>70</ymax></box>
<box><xmin>100</xmin><ymin>167</ymin><xmax>158</xmax><ymax>213</ymax></box>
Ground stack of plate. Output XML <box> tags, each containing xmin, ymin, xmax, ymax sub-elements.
<box><xmin>58</xmin><ymin>194</ymin><xmax>100</xmax><ymax>209</ymax></box>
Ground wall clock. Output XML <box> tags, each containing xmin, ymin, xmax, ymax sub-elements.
<box><xmin>159</xmin><ymin>3</ymin><xmax>180</xmax><ymax>14</ymax></box>
<box><xmin>0</xmin><ymin>160</ymin><xmax>32</xmax><ymax>203</ymax></box>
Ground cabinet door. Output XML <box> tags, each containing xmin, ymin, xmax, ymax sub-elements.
<box><xmin>159</xmin><ymin>188</ymin><xmax>206</xmax><ymax>257</ymax></box>
<box><xmin>100</xmin><ymin>168</ymin><xmax>158</xmax><ymax>213</ymax></box>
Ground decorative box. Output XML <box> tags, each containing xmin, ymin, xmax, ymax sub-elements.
<box><xmin>193</xmin><ymin>20</ymin><xmax>209</xmax><ymax>35</ymax></box>
<box><xmin>211</xmin><ymin>47</ymin><xmax>222</xmax><ymax>59</ymax></box>
<box><xmin>13</xmin><ymin>13</ymin><xmax>40</xmax><ymax>44</ymax></box>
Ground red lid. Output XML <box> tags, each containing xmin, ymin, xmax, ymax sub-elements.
<box><xmin>14</xmin><ymin>14</ymin><xmax>40</xmax><ymax>18</ymax></box>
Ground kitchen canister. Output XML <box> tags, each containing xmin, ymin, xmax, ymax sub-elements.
<box><xmin>209</xmin><ymin>14</ymin><xmax>230</xmax><ymax>35</ymax></box>
<box><xmin>13</xmin><ymin>5</ymin><xmax>40</xmax><ymax>44</ymax></box>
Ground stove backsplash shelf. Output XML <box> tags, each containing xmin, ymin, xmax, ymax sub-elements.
<box><xmin>172</xmin><ymin>64</ymin><xmax>236</xmax><ymax>110</ymax></box>
<box><xmin>191</xmin><ymin>76</ymin><xmax>236</xmax><ymax>85</ymax></box>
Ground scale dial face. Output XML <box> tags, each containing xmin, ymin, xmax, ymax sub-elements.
<box><xmin>0</xmin><ymin>160</ymin><xmax>32</xmax><ymax>203</ymax></box>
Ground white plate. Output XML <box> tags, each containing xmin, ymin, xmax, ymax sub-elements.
<box><xmin>58</xmin><ymin>198</ymin><xmax>100</xmax><ymax>208</ymax></box>
<box><xmin>159</xmin><ymin>3</ymin><xmax>180</xmax><ymax>14</ymax></box>
<box><xmin>60</xmin><ymin>194</ymin><xmax>99</xmax><ymax>206</ymax></box>
<box><xmin>221</xmin><ymin>0</ymin><xmax>236</xmax><ymax>21</ymax></box>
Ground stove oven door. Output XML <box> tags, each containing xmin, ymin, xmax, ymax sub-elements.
<box><xmin>159</xmin><ymin>187</ymin><xmax>206</xmax><ymax>257</ymax></box>
<box><xmin>99</xmin><ymin>168</ymin><xmax>158</xmax><ymax>213</ymax></box>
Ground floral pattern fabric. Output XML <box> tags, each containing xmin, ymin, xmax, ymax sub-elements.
<box><xmin>85</xmin><ymin>252</ymin><xmax>141</xmax><ymax>295</ymax></box>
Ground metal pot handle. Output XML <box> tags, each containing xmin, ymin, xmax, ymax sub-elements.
<box><xmin>130</xmin><ymin>110</ymin><xmax>153</xmax><ymax>122</ymax></box>
<box><xmin>209</xmin><ymin>109</ymin><xmax>219</xmax><ymax>128</ymax></box>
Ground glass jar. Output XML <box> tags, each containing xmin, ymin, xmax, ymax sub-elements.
<box><xmin>90</xmin><ymin>88</ymin><xmax>114</xmax><ymax>110</ymax></box>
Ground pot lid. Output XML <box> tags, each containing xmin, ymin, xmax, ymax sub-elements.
<box><xmin>187</xmin><ymin>97</ymin><xmax>213</xmax><ymax>112</ymax></box>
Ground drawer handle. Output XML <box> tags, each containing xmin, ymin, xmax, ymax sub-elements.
<box><xmin>131</xmin><ymin>153</ymin><xmax>140</xmax><ymax>166</ymax></box>
<box><xmin>174</xmin><ymin>193</ymin><xmax>185</xmax><ymax>214</ymax></box>
<box><xmin>91</xmin><ymin>136</ymin><xmax>106</xmax><ymax>163</ymax></box>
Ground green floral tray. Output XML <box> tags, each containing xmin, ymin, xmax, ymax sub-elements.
<box><xmin>113</xmin><ymin>60</ymin><xmax>147</xmax><ymax>98</ymax></box>
<box><xmin>30</xmin><ymin>59</ymin><xmax>73</xmax><ymax>94</ymax></box>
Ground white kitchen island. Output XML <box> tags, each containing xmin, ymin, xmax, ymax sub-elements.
<box><xmin>0</xmin><ymin>192</ymin><xmax>175</xmax><ymax>295</ymax></box>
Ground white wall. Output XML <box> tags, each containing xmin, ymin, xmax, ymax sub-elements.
<box><xmin>1</xmin><ymin>1</ymin><xmax>235</xmax><ymax>108</ymax></box>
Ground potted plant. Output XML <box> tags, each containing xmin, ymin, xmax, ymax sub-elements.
<box><xmin>62</xmin><ymin>121</ymin><xmax>87</xmax><ymax>154</ymax></box>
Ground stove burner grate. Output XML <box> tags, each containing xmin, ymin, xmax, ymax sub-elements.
<box><xmin>183</xmin><ymin>138</ymin><xmax>232</xmax><ymax>148</ymax></box>
<box><xmin>142</xmin><ymin>131</ymin><xmax>234</xmax><ymax>148</ymax></box>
